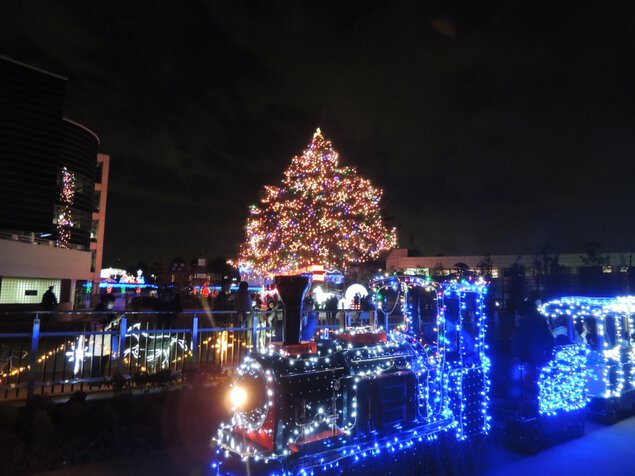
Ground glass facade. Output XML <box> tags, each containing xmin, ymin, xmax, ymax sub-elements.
<box><xmin>0</xmin><ymin>277</ymin><xmax>61</xmax><ymax>304</ymax></box>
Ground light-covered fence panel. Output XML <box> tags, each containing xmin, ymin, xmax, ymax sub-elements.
<box><xmin>0</xmin><ymin>311</ymin><xmax>274</xmax><ymax>400</ymax></box>
<box><xmin>0</xmin><ymin>308</ymin><xmax>372</xmax><ymax>400</ymax></box>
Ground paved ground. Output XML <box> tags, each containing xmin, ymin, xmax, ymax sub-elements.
<box><xmin>31</xmin><ymin>414</ymin><xmax>635</xmax><ymax>476</ymax></box>
<box><xmin>482</xmin><ymin>416</ymin><xmax>635</xmax><ymax>476</ymax></box>
<box><xmin>31</xmin><ymin>443</ymin><xmax>213</xmax><ymax>476</ymax></box>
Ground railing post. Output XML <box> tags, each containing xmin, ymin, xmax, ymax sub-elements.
<box><xmin>252</xmin><ymin>312</ymin><xmax>258</xmax><ymax>350</ymax></box>
<box><xmin>192</xmin><ymin>315</ymin><xmax>199</xmax><ymax>367</ymax></box>
<box><xmin>281</xmin><ymin>308</ymin><xmax>286</xmax><ymax>343</ymax></box>
<box><xmin>28</xmin><ymin>316</ymin><xmax>41</xmax><ymax>399</ymax></box>
<box><xmin>118</xmin><ymin>317</ymin><xmax>127</xmax><ymax>375</ymax></box>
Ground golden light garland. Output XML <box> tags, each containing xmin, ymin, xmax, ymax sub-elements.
<box><xmin>56</xmin><ymin>166</ymin><xmax>76</xmax><ymax>248</ymax></box>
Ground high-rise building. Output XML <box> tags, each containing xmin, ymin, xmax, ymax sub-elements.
<box><xmin>0</xmin><ymin>55</ymin><xmax>109</xmax><ymax>309</ymax></box>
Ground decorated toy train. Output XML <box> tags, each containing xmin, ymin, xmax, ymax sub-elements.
<box><xmin>213</xmin><ymin>273</ymin><xmax>634</xmax><ymax>473</ymax></box>
<box><xmin>214</xmin><ymin>275</ymin><xmax>490</xmax><ymax>475</ymax></box>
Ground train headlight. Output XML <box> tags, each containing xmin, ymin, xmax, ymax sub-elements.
<box><xmin>229</xmin><ymin>385</ymin><xmax>247</xmax><ymax>408</ymax></box>
<box><xmin>232</xmin><ymin>372</ymin><xmax>269</xmax><ymax>428</ymax></box>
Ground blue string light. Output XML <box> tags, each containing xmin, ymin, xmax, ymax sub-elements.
<box><xmin>214</xmin><ymin>277</ymin><xmax>491</xmax><ymax>474</ymax></box>
<box><xmin>540</xmin><ymin>296</ymin><xmax>635</xmax><ymax>407</ymax></box>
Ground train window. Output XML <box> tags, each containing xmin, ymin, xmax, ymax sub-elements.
<box><xmin>581</xmin><ymin>317</ymin><xmax>600</xmax><ymax>351</ymax></box>
<box><xmin>604</xmin><ymin>315</ymin><xmax>617</xmax><ymax>349</ymax></box>
<box><xmin>409</xmin><ymin>287</ymin><xmax>438</xmax><ymax>345</ymax></box>
<box><xmin>443</xmin><ymin>296</ymin><xmax>478</xmax><ymax>360</ymax></box>
<box><xmin>551</xmin><ymin>315</ymin><xmax>573</xmax><ymax>345</ymax></box>
<box><xmin>625</xmin><ymin>314</ymin><xmax>635</xmax><ymax>347</ymax></box>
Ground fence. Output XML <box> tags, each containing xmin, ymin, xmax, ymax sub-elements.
<box><xmin>0</xmin><ymin>308</ymin><xmax>367</xmax><ymax>401</ymax></box>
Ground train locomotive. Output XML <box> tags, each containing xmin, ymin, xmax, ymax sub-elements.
<box><xmin>214</xmin><ymin>275</ymin><xmax>491</xmax><ymax>475</ymax></box>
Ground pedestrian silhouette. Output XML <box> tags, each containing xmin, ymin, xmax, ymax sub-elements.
<box><xmin>233</xmin><ymin>281</ymin><xmax>252</xmax><ymax>326</ymax></box>
<box><xmin>41</xmin><ymin>286</ymin><xmax>58</xmax><ymax>311</ymax></box>
<box><xmin>511</xmin><ymin>299</ymin><xmax>554</xmax><ymax>367</ymax></box>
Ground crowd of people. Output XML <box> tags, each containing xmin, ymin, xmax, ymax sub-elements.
<box><xmin>47</xmin><ymin>281</ymin><xmax>605</xmax><ymax>358</ymax></box>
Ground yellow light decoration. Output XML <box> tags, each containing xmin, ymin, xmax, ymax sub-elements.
<box><xmin>234</xmin><ymin>128</ymin><xmax>397</xmax><ymax>276</ymax></box>
<box><xmin>56</xmin><ymin>166</ymin><xmax>76</xmax><ymax>248</ymax></box>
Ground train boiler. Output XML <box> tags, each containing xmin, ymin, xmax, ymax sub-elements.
<box><xmin>214</xmin><ymin>275</ymin><xmax>490</xmax><ymax>475</ymax></box>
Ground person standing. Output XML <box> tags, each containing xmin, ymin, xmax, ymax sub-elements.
<box><xmin>511</xmin><ymin>299</ymin><xmax>555</xmax><ymax>367</ymax></box>
<box><xmin>266</xmin><ymin>299</ymin><xmax>282</xmax><ymax>339</ymax></box>
<box><xmin>233</xmin><ymin>281</ymin><xmax>252</xmax><ymax>327</ymax></box>
<box><xmin>41</xmin><ymin>286</ymin><xmax>58</xmax><ymax>311</ymax></box>
<box><xmin>91</xmin><ymin>293</ymin><xmax>117</xmax><ymax>384</ymax></box>
<box><xmin>94</xmin><ymin>293</ymin><xmax>117</xmax><ymax>327</ymax></box>
<box><xmin>301</xmin><ymin>293</ymin><xmax>318</xmax><ymax>341</ymax></box>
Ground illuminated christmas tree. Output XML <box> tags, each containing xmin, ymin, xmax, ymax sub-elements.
<box><xmin>235</xmin><ymin>128</ymin><xmax>397</xmax><ymax>276</ymax></box>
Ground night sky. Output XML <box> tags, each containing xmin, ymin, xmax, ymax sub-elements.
<box><xmin>2</xmin><ymin>1</ymin><xmax>634</xmax><ymax>267</ymax></box>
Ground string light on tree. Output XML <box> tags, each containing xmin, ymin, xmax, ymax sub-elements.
<box><xmin>234</xmin><ymin>128</ymin><xmax>397</xmax><ymax>276</ymax></box>
<box><xmin>56</xmin><ymin>166</ymin><xmax>76</xmax><ymax>248</ymax></box>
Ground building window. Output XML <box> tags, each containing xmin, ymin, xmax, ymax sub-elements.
<box><xmin>53</xmin><ymin>206</ymin><xmax>91</xmax><ymax>232</ymax></box>
<box><xmin>94</xmin><ymin>190</ymin><xmax>101</xmax><ymax>212</ymax></box>
<box><xmin>0</xmin><ymin>278</ymin><xmax>61</xmax><ymax>304</ymax></box>
<box><xmin>96</xmin><ymin>162</ymin><xmax>103</xmax><ymax>183</ymax></box>
<box><xmin>403</xmin><ymin>267</ymin><xmax>429</xmax><ymax>276</ymax></box>
<box><xmin>91</xmin><ymin>250</ymin><xmax>97</xmax><ymax>272</ymax></box>
<box><xmin>91</xmin><ymin>220</ymin><xmax>99</xmax><ymax>241</ymax></box>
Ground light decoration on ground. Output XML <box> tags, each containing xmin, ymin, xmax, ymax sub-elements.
<box><xmin>124</xmin><ymin>323</ymin><xmax>190</xmax><ymax>370</ymax></box>
<box><xmin>56</xmin><ymin>166</ymin><xmax>76</xmax><ymax>248</ymax></box>
<box><xmin>214</xmin><ymin>277</ymin><xmax>490</xmax><ymax>474</ymax></box>
<box><xmin>312</xmin><ymin>286</ymin><xmax>334</xmax><ymax>306</ymax></box>
<box><xmin>1</xmin><ymin>343</ymin><xmax>72</xmax><ymax>384</ymax></box>
<box><xmin>540</xmin><ymin>296</ymin><xmax>635</xmax><ymax>403</ymax></box>
<box><xmin>232</xmin><ymin>128</ymin><xmax>397</xmax><ymax>276</ymax></box>
<box><xmin>66</xmin><ymin>322</ymin><xmax>189</xmax><ymax>375</ymax></box>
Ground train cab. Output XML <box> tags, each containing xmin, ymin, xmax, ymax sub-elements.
<box><xmin>487</xmin><ymin>299</ymin><xmax>588</xmax><ymax>453</ymax></box>
<box><xmin>540</xmin><ymin>296</ymin><xmax>635</xmax><ymax>422</ymax></box>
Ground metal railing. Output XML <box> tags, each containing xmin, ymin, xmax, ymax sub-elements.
<box><xmin>0</xmin><ymin>309</ymin><xmax>366</xmax><ymax>401</ymax></box>
<box><xmin>0</xmin><ymin>230</ymin><xmax>87</xmax><ymax>250</ymax></box>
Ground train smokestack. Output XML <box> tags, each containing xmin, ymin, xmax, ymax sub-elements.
<box><xmin>274</xmin><ymin>275</ymin><xmax>311</xmax><ymax>345</ymax></box>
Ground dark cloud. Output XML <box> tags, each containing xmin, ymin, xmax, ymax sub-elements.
<box><xmin>1</xmin><ymin>0</ymin><xmax>634</xmax><ymax>266</ymax></box>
